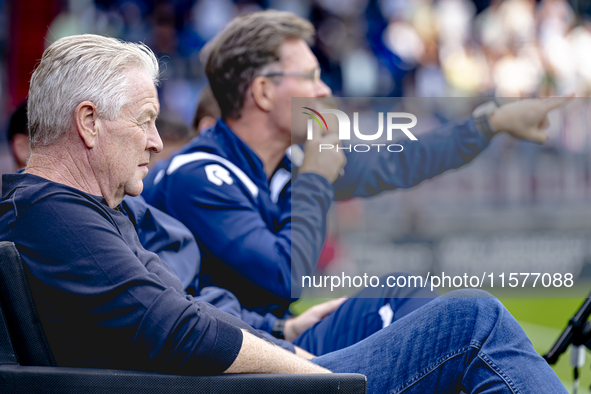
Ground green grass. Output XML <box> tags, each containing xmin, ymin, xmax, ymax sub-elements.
<box><xmin>501</xmin><ymin>298</ymin><xmax>590</xmax><ymax>392</ymax></box>
<box><xmin>291</xmin><ymin>297</ymin><xmax>591</xmax><ymax>392</ymax></box>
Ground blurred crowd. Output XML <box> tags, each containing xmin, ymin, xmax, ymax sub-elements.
<box><xmin>2</xmin><ymin>0</ymin><xmax>591</xmax><ymax>124</ymax></box>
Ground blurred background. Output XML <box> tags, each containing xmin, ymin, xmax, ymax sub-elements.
<box><xmin>4</xmin><ymin>0</ymin><xmax>591</xmax><ymax>388</ymax></box>
<box><xmin>4</xmin><ymin>0</ymin><xmax>591</xmax><ymax>174</ymax></box>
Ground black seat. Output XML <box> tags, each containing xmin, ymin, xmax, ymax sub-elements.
<box><xmin>0</xmin><ymin>241</ymin><xmax>366</xmax><ymax>393</ymax></box>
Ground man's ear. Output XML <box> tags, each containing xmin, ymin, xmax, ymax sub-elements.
<box><xmin>251</xmin><ymin>76</ymin><xmax>275</xmax><ymax>112</ymax></box>
<box><xmin>75</xmin><ymin>101</ymin><xmax>99</xmax><ymax>148</ymax></box>
<box><xmin>11</xmin><ymin>134</ymin><xmax>31</xmax><ymax>168</ymax></box>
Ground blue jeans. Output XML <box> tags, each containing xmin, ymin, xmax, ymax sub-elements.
<box><xmin>295</xmin><ymin>273</ymin><xmax>438</xmax><ymax>355</ymax></box>
<box><xmin>312</xmin><ymin>290</ymin><xmax>566</xmax><ymax>394</ymax></box>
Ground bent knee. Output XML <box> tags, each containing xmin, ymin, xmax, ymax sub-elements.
<box><xmin>436</xmin><ymin>290</ymin><xmax>509</xmax><ymax>328</ymax></box>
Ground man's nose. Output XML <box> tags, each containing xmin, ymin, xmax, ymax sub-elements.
<box><xmin>147</xmin><ymin>124</ymin><xmax>163</xmax><ymax>153</ymax></box>
<box><xmin>316</xmin><ymin>79</ymin><xmax>332</xmax><ymax>97</ymax></box>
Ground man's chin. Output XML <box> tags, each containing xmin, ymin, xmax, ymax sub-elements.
<box><xmin>125</xmin><ymin>182</ymin><xmax>144</xmax><ymax>198</ymax></box>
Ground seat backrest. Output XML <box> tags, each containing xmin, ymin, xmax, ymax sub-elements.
<box><xmin>0</xmin><ymin>241</ymin><xmax>55</xmax><ymax>366</ymax></box>
<box><xmin>0</xmin><ymin>295</ymin><xmax>18</xmax><ymax>366</ymax></box>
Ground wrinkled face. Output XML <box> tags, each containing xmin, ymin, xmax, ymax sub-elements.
<box><xmin>268</xmin><ymin>39</ymin><xmax>332</xmax><ymax>144</ymax></box>
<box><xmin>96</xmin><ymin>69</ymin><xmax>162</xmax><ymax>202</ymax></box>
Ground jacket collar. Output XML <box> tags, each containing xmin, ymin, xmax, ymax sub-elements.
<box><xmin>194</xmin><ymin>119</ymin><xmax>269</xmax><ymax>190</ymax></box>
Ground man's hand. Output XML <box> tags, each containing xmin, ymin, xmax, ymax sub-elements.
<box><xmin>489</xmin><ymin>97</ymin><xmax>573</xmax><ymax>143</ymax></box>
<box><xmin>299</xmin><ymin>124</ymin><xmax>346</xmax><ymax>183</ymax></box>
<box><xmin>284</xmin><ymin>298</ymin><xmax>347</xmax><ymax>342</ymax></box>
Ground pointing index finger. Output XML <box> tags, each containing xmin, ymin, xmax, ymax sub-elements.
<box><xmin>540</xmin><ymin>96</ymin><xmax>574</xmax><ymax>113</ymax></box>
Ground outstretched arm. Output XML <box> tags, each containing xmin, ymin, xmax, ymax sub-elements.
<box><xmin>332</xmin><ymin>98</ymin><xmax>572</xmax><ymax>200</ymax></box>
<box><xmin>332</xmin><ymin>117</ymin><xmax>489</xmax><ymax>200</ymax></box>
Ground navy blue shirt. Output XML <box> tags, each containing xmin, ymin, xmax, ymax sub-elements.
<box><xmin>0</xmin><ymin>173</ymin><xmax>243</xmax><ymax>375</ymax></box>
<box><xmin>120</xmin><ymin>195</ymin><xmax>200</xmax><ymax>290</ymax></box>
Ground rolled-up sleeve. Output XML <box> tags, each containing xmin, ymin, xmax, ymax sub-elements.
<box><xmin>333</xmin><ymin>117</ymin><xmax>491</xmax><ymax>200</ymax></box>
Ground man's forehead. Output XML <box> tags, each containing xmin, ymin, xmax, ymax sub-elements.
<box><xmin>127</xmin><ymin>72</ymin><xmax>159</xmax><ymax>107</ymax></box>
<box><xmin>279</xmin><ymin>38</ymin><xmax>318</xmax><ymax>70</ymax></box>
